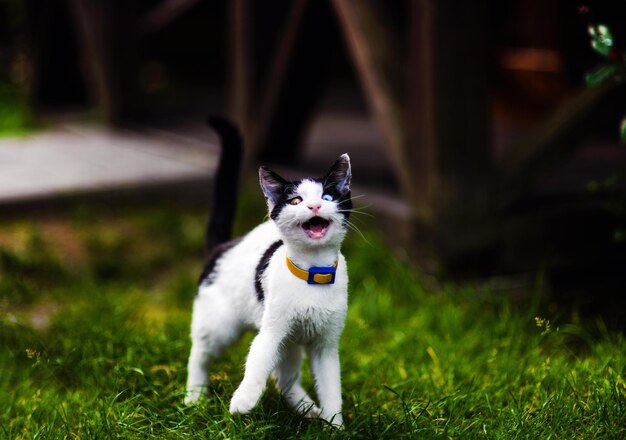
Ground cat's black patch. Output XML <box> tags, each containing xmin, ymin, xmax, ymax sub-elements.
<box><xmin>254</xmin><ymin>239</ymin><xmax>284</xmax><ymax>302</ymax></box>
<box><xmin>322</xmin><ymin>155</ymin><xmax>352</xmax><ymax>223</ymax></box>
<box><xmin>334</xmin><ymin>190</ymin><xmax>353</xmax><ymax>223</ymax></box>
<box><xmin>317</xmin><ymin>177</ymin><xmax>352</xmax><ymax>223</ymax></box>
<box><xmin>198</xmin><ymin>237</ymin><xmax>242</xmax><ymax>287</ymax></box>
<box><xmin>269</xmin><ymin>181</ymin><xmax>299</xmax><ymax>221</ymax></box>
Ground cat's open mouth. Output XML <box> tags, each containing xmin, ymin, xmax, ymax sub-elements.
<box><xmin>302</xmin><ymin>216</ymin><xmax>331</xmax><ymax>239</ymax></box>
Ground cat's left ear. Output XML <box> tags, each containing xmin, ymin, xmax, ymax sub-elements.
<box><xmin>324</xmin><ymin>153</ymin><xmax>351</xmax><ymax>195</ymax></box>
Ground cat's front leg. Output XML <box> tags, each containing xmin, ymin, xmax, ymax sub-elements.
<box><xmin>310</xmin><ymin>343</ymin><xmax>343</xmax><ymax>427</ymax></box>
<box><xmin>229</xmin><ymin>328</ymin><xmax>284</xmax><ymax>415</ymax></box>
<box><xmin>273</xmin><ymin>341</ymin><xmax>320</xmax><ymax>418</ymax></box>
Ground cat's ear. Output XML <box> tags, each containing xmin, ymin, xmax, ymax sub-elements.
<box><xmin>259</xmin><ymin>166</ymin><xmax>287</xmax><ymax>207</ymax></box>
<box><xmin>324</xmin><ymin>153</ymin><xmax>351</xmax><ymax>195</ymax></box>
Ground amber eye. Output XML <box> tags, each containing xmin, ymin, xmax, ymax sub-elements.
<box><xmin>289</xmin><ymin>196</ymin><xmax>303</xmax><ymax>205</ymax></box>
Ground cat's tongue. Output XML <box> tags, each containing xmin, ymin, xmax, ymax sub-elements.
<box><xmin>309</xmin><ymin>223</ymin><xmax>326</xmax><ymax>238</ymax></box>
<box><xmin>302</xmin><ymin>217</ymin><xmax>330</xmax><ymax>239</ymax></box>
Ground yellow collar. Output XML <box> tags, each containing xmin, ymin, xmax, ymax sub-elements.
<box><xmin>286</xmin><ymin>256</ymin><xmax>338</xmax><ymax>285</ymax></box>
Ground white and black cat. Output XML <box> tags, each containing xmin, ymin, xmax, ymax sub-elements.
<box><xmin>185</xmin><ymin>117</ymin><xmax>352</xmax><ymax>427</ymax></box>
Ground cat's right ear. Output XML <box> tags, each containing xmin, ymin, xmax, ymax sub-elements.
<box><xmin>259</xmin><ymin>166</ymin><xmax>287</xmax><ymax>208</ymax></box>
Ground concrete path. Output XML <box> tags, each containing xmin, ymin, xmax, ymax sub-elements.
<box><xmin>0</xmin><ymin>123</ymin><xmax>218</xmax><ymax>207</ymax></box>
<box><xmin>0</xmin><ymin>112</ymin><xmax>404</xmax><ymax>212</ymax></box>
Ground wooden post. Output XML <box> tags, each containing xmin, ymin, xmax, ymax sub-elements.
<box><xmin>249</xmin><ymin>0</ymin><xmax>308</xmax><ymax>162</ymax></box>
<box><xmin>406</xmin><ymin>0</ymin><xmax>437</xmax><ymax>220</ymax></box>
<box><xmin>408</xmin><ymin>0</ymin><xmax>493</xmax><ymax>261</ymax></box>
<box><xmin>68</xmin><ymin>0</ymin><xmax>140</xmax><ymax>124</ymax></box>
<box><xmin>229</xmin><ymin>0</ymin><xmax>254</xmax><ymax>149</ymax></box>
<box><xmin>331</xmin><ymin>0</ymin><xmax>417</xmax><ymax>210</ymax></box>
<box><xmin>251</xmin><ymin>0</ymin><xmax>339</xmax><ymax>165</ymax></box>
<box><xmin>332</xmin><ymin>0</ymin><xmax>492</xmax><ymax>268</ymax></box>
<box><xmin>23</xmin><ymin>0</ymin><xmax>86</xmax><ymax>112</ymax></box>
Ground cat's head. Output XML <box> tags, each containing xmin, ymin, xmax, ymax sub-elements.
<box><xmin>259</xmin><ymin>154</ymin><xmax>352</xmax><ymax>247</ymax></box>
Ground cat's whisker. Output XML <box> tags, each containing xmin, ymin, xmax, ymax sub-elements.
<box><xmin>342</xmin><ymin>218</ymin><xmax>371</xmax><ymax>245</ymax></box>
<box><xmin>349</xmin><ymin>194</ymin><xmax>367</xmax><ymax>201</ymax></box>
<box><xmin>344</xmin><ymin>216</ymin><xmax>368</xmax><ymax>227</ymax></box>
<box><xmin>337</xmin><ymin>208</ymin><xmax>375</xmax><ymax>219</ymax></box>
<box><xmin>339</xmin><ymin>201</ymin><xmax>371</xmax><ymax>210</ymax></box>
<box><xmin>350</xmin><ymin>202</ymin><xmax>372</xmax><ymax>210</ymax></box>
<box><xmin>339</xmin><ymin>210</ymin><xmax>374</xmax><ymax>219</ymax></box>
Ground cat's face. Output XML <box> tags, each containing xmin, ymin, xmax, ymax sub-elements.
<box><xmin>259</xmin><ymin>154</ymin><xmax>352</xmax><ymax>247</ymax></box>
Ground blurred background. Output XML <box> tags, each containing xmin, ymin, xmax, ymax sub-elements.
<box><xmin>1</xmin><ymin>0</ymin><xmax>626</xmax><ymax>320</ymax></box>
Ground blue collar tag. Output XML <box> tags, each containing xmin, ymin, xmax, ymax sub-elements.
<box><xmin>307</xmin><ymin>266</ymin><xmax>336</xmax><ymax>285</ymax></box>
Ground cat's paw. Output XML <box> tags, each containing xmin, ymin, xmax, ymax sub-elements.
<box><xmin>321</xmin><ymin>412</ymin><xmax>344</xmax><ymax>429</ymax></box>
<box><xmin>183</xmin><ymin>388</ymin><xmax>204</xmax><ymax>405</ymax></box>
<box><xmin>297</xmin><ymin>402</ymin><xmax>321</xmax><ymax>419</ymax></box>
<box><xmin>229</xmin><ymin>383</ymin><xmax>263</xmax><ymax>415</ymax></box>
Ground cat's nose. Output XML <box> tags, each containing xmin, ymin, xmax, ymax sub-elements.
<box><xmin>307</xmin><ymin>203</ymin><xmax>321</xmax><ymax>214</ymax></box>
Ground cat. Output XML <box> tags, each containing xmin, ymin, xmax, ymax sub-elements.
<box><xmin>184</xmin><ymin>117</ymin><xmax>352</xmax><ymax>427</ymax></box>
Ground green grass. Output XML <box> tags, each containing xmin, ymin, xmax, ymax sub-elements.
<box><xmin>1</xmin><ymin>194</ymin><xmax>625</xmax><ymax>439</ymax></box>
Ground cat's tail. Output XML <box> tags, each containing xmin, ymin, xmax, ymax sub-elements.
<box><xmin>205</xmin><ymin>116</ymin><xmax>243</xmax><ymax>253</ymax></box>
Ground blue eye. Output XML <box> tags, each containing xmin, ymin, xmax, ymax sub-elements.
<box><xmin>322</xmin><ymin>194</ymin><xmax>333</xmax><ymax>201</ymax></box>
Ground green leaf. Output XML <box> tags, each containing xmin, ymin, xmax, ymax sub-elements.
<box><xmin>620</xmin><ymin>116</ymin><xmax>626</xmax><ymax>144</ymax></box>
<box><xmin>584</xmin><ymin>63</ymin><xmax>623</xmax><ymax>87</ymax></box>
<box><xmin>588</xmin><ymin>24</ymin><xmax>614</xmax><ymax>57</ymax></box>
